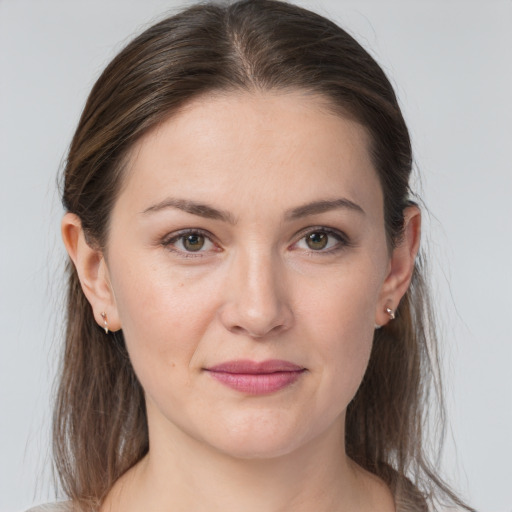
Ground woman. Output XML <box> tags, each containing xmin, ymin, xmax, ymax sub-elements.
<box><xmin>29</xmin><ymin>1</ymin><xmax>474</xmax><ymax>511</ymax></box>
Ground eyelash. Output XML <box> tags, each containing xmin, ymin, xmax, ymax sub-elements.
<box><xmin>161</xmin><ymin>227</ymin><xmax>351</xmax><ymax>258</ymax></box>
<box><xmin>292</xmin><ymin>226</ymin><xmax>351</xmax><ymax>255</ymax></box>
<box><xmin>161</xmin><ymin>229</ymin><xmax>218</xmax><ymax>258</ymax></box>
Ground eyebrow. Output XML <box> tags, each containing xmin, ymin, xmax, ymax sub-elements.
<box><xmin>285</xmin><ymin>198</ymin><xmax>365</xmax><ymax>220</ymax></box>
<box><xmin>141</xmin><ymin>198</ymin><xmax>237</xmax><ymax>224</ymax></box>
<box><xmin>141</xmin><ymin>197</ymin><xmax>364</xmax><ymax>223</ymax></box>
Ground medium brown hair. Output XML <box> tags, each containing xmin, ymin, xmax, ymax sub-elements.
<box><xmin>56</xmin><ymin>1</ymin><xmax>474</xmax><ymax>510</ymax></box>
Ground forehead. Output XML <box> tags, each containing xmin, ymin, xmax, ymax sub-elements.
<box><xmin>118</xmin><ymin>90</ymin><xmax>382</xmax><ymax>219</ymax></box>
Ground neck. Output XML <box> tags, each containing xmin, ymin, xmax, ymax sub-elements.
<box><xmin>102</xmin><ymin>413</ymin><xmax>392</xmax><ymax>512</ymax></box>
<box><xmin>101</xmin><ymin>404</ymin><xmax>394</xmax><ymax>512</ymax></box>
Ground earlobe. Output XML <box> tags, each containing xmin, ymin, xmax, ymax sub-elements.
<box><xmin>375</xmin><ymin>206</ymin><xmax>421</xmax><ymax>327</ymax></box>
<box><xmin>61</xmin><ymin>212</ymin><xmax>121</xmax><ymax>332</ymax></box>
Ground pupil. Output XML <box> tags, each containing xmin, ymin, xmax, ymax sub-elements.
<box><xmin>307</xmin><ymin>232</ymin><xmax>327</xmax><ymax>250</ymax></box>
<box><xmin>184</xmin><ymin>234</ymin><xmax>204</xmax><ymax>251</ymax></box>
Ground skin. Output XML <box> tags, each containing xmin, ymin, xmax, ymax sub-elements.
<box><xmin>62</xmin><ymin>90</ymin><xmax>420</xmax><ymax>512</ymax></box>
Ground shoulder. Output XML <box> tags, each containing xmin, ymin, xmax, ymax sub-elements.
<box><xmin>25</xmin><ymin>502</ymin><xmax>72</xmax><ymax>512</ymax></box>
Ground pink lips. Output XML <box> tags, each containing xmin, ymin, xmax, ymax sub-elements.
<box><xmin>205</xmin><ymin>359</ymin><xmax>306</xmax><ymax>395</ymax></box>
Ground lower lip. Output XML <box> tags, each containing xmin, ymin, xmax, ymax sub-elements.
<box><xmin>207</xmin><ymin>370</ymin><xmax>305</xmax><ymax>394</ymax></box>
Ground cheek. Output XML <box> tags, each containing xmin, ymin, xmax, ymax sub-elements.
<box><xmin>298</xmin><ymin>261</ymin><xmax>381</xmax><ymax>399</ymax></box>
<box><xmin>299</xmin><ymin>254</ymin><xmax>382</xmax><ymax>335</ymax></box>
<box><xmin>108</xmin><ymin>257</ymin><xmax>222</xmax><ymax>383</ymax></box>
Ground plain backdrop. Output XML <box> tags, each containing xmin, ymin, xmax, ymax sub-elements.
<box><xmin>1</xmin><ymin>1</ymin><xmax>511</xmax><ymax>511</ymax></box>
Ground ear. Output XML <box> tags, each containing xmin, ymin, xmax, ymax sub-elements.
<box><xmin>61</xmin><ymin>212</ymin><xmax>121</xmax><ymax>332</ymax></box>
<box><xmin>375</xmin><ymin>206</ymin><xmax>421</xmax><ymax>327</ymax></box>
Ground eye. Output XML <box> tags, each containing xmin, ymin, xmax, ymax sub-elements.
<box><xmin>305</xmin><ymin>232</ymin><xmax>329</xmax><ymax>250</ymax></box>
<box><xmin>162</xmin><ymin>229</ymin><xmax>218</xmax><ymax>256</ymax></box>
<box><xmin>293</xmin><ymin>228</ymin><xmax>348</xmax><ymax>253</ymax></box>
<box><xmin>181</xmin><ymin>233</ymin><xmax>207</xmax><ymax>251</ymax></box>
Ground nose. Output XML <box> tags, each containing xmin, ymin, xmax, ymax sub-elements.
<box><xmin>218</xmin><ymin>249</ymin><xmax>294</xmax><ymax>339</ymax></box>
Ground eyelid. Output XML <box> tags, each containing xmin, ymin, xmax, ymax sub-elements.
<box><xmin>290</xmin><ymin>226</ymin><xmax>352</xmax><ymax>253</ymax></box>
<box><xmin>161</xmin><ymin>228</ymin><xmax>220</xmax><ymax>257</ymax></box>
<box><xmin>160</xmin><ymin>226</ymin><xmax>352</xmax><ymax>257</ymax></box>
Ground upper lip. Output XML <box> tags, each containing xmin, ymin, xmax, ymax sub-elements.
<box><xmin>206</xmin><ymin>359</ymin><xmax>305</xmax><ymax>374</ymax></box>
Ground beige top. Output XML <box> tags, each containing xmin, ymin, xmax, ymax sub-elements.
<box><xmin>25</xmin><ymin>501</ymin><xmax>464</xmax><ymax>511</ymax></box>
<box><xmin>25</xmin><ymin>503</ymin><xmax>72</xmax><ymax>512</ymax></box>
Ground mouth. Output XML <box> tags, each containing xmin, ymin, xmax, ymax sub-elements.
<box><xmin>204</xmin><ymin>359</ymin><xmax>306</xmax><ymax>394</ymax></box>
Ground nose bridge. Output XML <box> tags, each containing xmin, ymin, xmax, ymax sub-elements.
<box><xmin>221</xmin><ymin>243</ymin><xmax>292</xmax><ymax>338</ymax></box>
<box><xmin>245</xmin><ymin>246</ymin><xmax>279</xmax><ymax>306</ymax></box>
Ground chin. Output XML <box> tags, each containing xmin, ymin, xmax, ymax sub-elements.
<box><xmin>198</xmin><ymin>410</ymin><xmax>327</xmax><ymax>461</ymax></box>
<box><xmin>212</xmin><ymin>435</ymin><xmax>304</xmax><ymax>461</ymax></box>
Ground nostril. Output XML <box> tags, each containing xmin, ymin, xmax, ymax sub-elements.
<box><xmin>226</xmin><ymin>318</ymin><xmax>291</xmax><ymax>339</ymax></box>
<box><xmin>217</xmin><ymin>267</ymin><xmax>294</xmax><ymax>338</ymax></box>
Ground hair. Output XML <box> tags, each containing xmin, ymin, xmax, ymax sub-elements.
<box><xmin>55</xmin><ymin>1</ymin><xmax>474</xmax><ymax>511</ymax></box>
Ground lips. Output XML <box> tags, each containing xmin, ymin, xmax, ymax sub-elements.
<box><xmin>205</xmin><ymin>359</ymin><xmax>306</xmax><ymax>394</ymax></box>
<box><xmin>207</xmin><ymin>359</ymin><xmax>304</xmax><ymax>374</ymax></box>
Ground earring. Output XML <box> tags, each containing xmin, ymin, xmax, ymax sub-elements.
<box><xmin>385</xmin><ymin>307</ymin><xmax>396</xmax><ymax>320</ymax></box>
<box><xmin>100</xmin><ymin>311</ymin><xmax>109</xmax><ymax>334</ymax></box>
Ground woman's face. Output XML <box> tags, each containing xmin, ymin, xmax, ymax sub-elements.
<box><xmin>104</xmin><ymin>91</ymin><xmax>393</xmax><ymax>458</ymax></box>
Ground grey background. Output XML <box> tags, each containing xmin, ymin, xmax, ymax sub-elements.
<box><xmin>1</xmin><ymin>1</ymin><xmax>510</xmax><ymax>511</ymax></box>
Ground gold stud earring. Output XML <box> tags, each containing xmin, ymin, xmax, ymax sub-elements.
<box><xmin>385</xmin><ymin>307</ymin><xmax>395</xmax><ymax>320</ymax></box>
<box><xmin>100</xmin><ymin>312</ymin><xmax>109</xmax><ymax>334</ymax></box>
